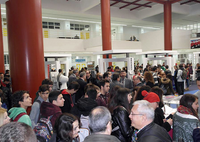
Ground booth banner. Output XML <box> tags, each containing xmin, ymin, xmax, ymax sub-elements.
<box><xmin>191</xmin><ymin>39</ymin><xmax>200</xmax><ymax>49</ymax></box>
<box><xmin>76</xmin><ymin>63</ymin><xmax>86</xmax><ymax>71</ymax></box>
<box><xmin>75</xmin><ymin>59</ymin><xmax>86</xmax><ymax>62</ymax></box>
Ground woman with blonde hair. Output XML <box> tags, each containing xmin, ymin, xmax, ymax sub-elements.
<box><xmin>0</xmin><ymin>108</ymin><xmax>10</xmax><ymax>127</ymax></box>
<box><xmin>144</xmin><ymin>71</ymin><xmax>155</xmax><ymax>88</ymax></box>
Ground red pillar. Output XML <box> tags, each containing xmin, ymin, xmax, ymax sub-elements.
<box><xmin>6</xmin><ymin>0</ymin><xmax>45</xmax><ymax>105</ymax></box>
<box><xmin>164</xmin><ymin>2</ymin><xmax>172</xmax><ymax>50</ymax></box>
<box><xmin>0</xmin><ymin>5</ymin><xmax>5</xmax><ymax>73</ymax></box>
<box><xmin>101</xmin><ymin>0</ymin><xmax>112</xmax><ymax>66</ymax></box>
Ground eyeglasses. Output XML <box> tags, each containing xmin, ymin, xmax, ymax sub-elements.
<box><xmin>130</xmin><ymin>112</ymin><xmax>143</xmax><ymax>116</ymax></box>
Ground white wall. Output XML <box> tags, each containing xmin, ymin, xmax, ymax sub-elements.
<box><xmin>83</xmin><ymin>36</ymin><xmax>102</xmax><ymax>49</ymax></box>
<box><xmin>172</xmin><ymin>29</ymin><xmax>191</xmax><ymax>49</ymax></box>
<box><xmin>43</xmin><ymin>38</ymin><xmax>84</xmax><ymax>52</ymax></box>
<box><xmin>3</xmin><ymin>29</ymin><xmax>190</xmax><ymax>56</ymax></box>
<box><xmin>140</xmin><ymin>29</ymin><xmax>191</xmax><ymax>51</ymax></box>
<box><xmin>140</xmin><ymin>30</ymin><xmax>164</xmax><ymax>51</ymax></box>
<box><xmin>123</xmin><ymin>27</ymin><xmax>139</xmax><ymax>41</ymax></box>
<box><xmin>112</xmin><ymin>40</ymin><xmax>141</xmax><ymax>49</ymax></box>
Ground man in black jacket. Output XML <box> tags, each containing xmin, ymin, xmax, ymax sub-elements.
<box><xmin>70</xmin><ymin>87</ymin><xmax>98</xmax><ymax>129</ymax></box>
<box><xmin>75</xmin><ymin>72</ymin><xmax>87</xmax><ymax>102</ymax></box>
<box><xmin>86</xmin><ymin>70</ymin><xmax>98</xmax><ymax>86</ymax></box>
<box><xmin>60</xmin><ymin>81</ymin><xmax>79</xmax><ymax>113</ymax></box>
<box><xmin>129</xmin><ymin>100</ymin><xmax>172</xmax><ymax>142</ymax></box>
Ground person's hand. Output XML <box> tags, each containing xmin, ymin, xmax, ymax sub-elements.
<box><xmin>167</xmin><ymin>118</ymin><xmax>173</xmax><ymax>126</ymax></box>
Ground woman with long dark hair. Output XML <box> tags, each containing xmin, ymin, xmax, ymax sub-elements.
<box><xmin>109</xmin><ymin>88</ymin><xmax>133</xmax><ymax>142</ymax></box>
<box><xmin>50</xmin><ymin>113</ymin><xmax>80</xmax><ymax>142</ymax></box>
<box><xmin>173</xmin><ymin>94</ymin><xmax>199</xmax><ymax>142</ymax></box>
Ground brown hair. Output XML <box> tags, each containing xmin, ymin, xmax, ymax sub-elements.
<box><xmin>144</xmin><ymin>71</ymin><xmax>154</xmax><ymax>84</ymax></box>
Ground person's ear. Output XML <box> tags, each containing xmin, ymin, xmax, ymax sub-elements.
<box><xmin>52</xmin><ymin>100</ymin><xmax>56</xmax><ymax>105</ymax></box>
<box><xmin>18</xmin><ymin>101</ymin><xmax>23</xmax><ymax>107</ymax></box>
<box><xmin>106</xmin><ymin>121</ymin><xmax>112</xmax><ymax>135</ymax></box>
<box><xmin>141</xmin><ymin>114</ymin><xmax>146</xmax><ymax>122</ymax></box>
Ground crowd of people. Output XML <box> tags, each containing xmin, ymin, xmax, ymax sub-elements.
<box><xmin>0</xmin><ymin>62</ymin><xmax>200</xmax><ymax>142</ymax></box>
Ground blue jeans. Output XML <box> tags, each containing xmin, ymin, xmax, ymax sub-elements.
<box><xmin>186</xmin><ymin>79</ymin><xmax>189</xmax><ymax>88</ymax></box>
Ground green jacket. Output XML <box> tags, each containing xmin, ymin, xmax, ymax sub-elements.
<box><xmin>173</xmin><ymin>112</ymin><xmax>199</xmax><ymax>142</ymax></box>
<box><xmin>9</xmin><ymin>107</ymin><xmax>32</xmax><ymax>127</ymax></box>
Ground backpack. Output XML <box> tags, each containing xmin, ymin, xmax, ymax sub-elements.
<box><xmin>12</xmin><ymin>112</ymin><xmax>27</xmax><ymax>122</ymax></box>
<box><xmin>181</xmin><ymin>69</ymin><xmax>187</xmax><ymax>80</ymax></box>
<box><xmin>33</xmin><ymin>116</ymin><xmax>53</xmax><ymax>142</ymax></box>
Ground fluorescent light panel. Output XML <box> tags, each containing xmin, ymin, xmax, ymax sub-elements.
<box><xmin>132</xmin><ymin>25</ymin><xmax>160</xmax><ymax>29</ymax></box>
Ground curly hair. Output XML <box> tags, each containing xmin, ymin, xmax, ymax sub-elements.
<box><xmin>12</xmin><ymin>91</ymin><xmax>29</xmax><ymax>107</ymax></box>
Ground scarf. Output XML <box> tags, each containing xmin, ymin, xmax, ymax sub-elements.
<box><xmin>177</xmin><ymin>105</ymin><xmax>193</xmax><ymax>116</ymax></box>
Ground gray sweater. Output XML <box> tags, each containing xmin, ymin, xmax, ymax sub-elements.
<box><xmin>173</xmin><ymin>112</ymin><xmax>199</xmax><ymax>142</ymax></box>
<box><xmin>194</xmin><ymin>90</ymin><xmax>200</xmax><ymax>116</ymax></box>
<box><xmin>30</xmin><ymin>96</ymin><xmax>48</xmax><ymax>128</ymax></box>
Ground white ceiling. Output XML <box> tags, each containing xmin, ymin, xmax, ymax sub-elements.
<box><xmin>0</xmin><ymin>0</ymin><xmax>200</xmax><ymax>28</ymax></box>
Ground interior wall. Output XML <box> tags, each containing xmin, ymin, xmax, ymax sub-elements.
<box><xmin>123</xmin><ymin>27</ymin><xmax>139</xmax><ymax>41</ymax></box>
<box><xmin>140</xmin><ymin>29</ymin><xmax>191</xmax><ymax>51</ymax></box>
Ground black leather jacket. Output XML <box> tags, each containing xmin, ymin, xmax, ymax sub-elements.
<box><xmin>111</xmin><ymin>106</ymin><xmax>133</xmax><ymax>142</ymax></box>
<box><xmin>137</xmin><ymin>122</ymin><xmax>172</xmax><ymax>142</ymax></box>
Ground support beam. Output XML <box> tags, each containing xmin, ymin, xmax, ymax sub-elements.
<box><xmin>170</xmin><ymin>0</ymin><xmax>182</xmax><ymax>4</ymax></box>
<box><xmin>146</xmin><ymin>0</ymin><xmax>164</xmax><ymax>4</ymax></box>
<box><xmin>6</xmin><ymin>0</ymin><xmax>45</xmax><ymax>112</ymax></box>
<box><xmin>193</xmin><ymin>0</ymin><xmax>200</xmax><ymax>3</ymax></box>
<box><xmin>111</xmin><ymin>0</ymin><xmax>152</xmax><ymax>7</ymax></box>
<box><xmin>119</xmin><ymin>0</ymin><xmax>140</xmax><ymax>9</ymax></box>
<box><xmin>101</xmin><ymin>0</ymin><xmax>112</xmax><ymax>66</ymax></box>
<box><xmin>180</xmin><ymin>0</ymin><xmax>193</xmax><ymax>5</ymax></box>
<box><xmin>110</xmin><ymin>1</ymin><xmax>120</xmax><ymax>6</ymax></box>
<box><xmin>164</xmin><ymin>1</ymin><xmax>172</xmax><ymax>50</ymax></box>
<box><xmin>130</xmin><ymin>2</ymin><xmax>152</xmax><ymax>11</ymax></box>
<box><xmin>0</xmin><ymin>5</ymin><xmax>4</xmax><ymax>73</ymax></box>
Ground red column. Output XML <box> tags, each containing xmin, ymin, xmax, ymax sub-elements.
<box><xmin>0</xmin><ymin>5</ymin><xmax>5</xmax><ymax>73</ymax></box>
<box><xmin>101</xmin><ymin>0</ymin><xmax>112</xmax><ymax>66</ymax></box>
<box><xmin>164</xmin><ymin>2</ymin><xmax>172</xmax><ymax>50</ymax></box>
<box><xmin>6</xmin><ymin>0</ymin><xmax>45</xmax><ymax>104</ymax></box>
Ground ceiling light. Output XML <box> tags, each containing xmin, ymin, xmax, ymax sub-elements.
<box><xmin>132</xmin><ymin>25</ymin><xmax>160</xmax><ymax>29</ymax></box>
